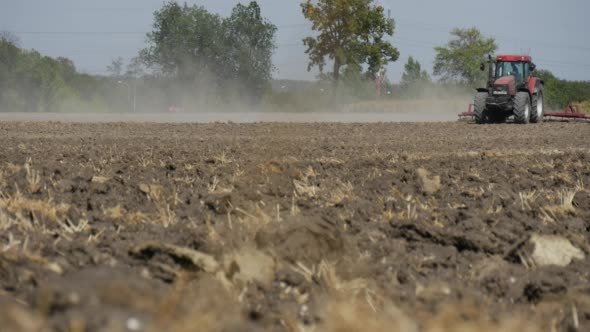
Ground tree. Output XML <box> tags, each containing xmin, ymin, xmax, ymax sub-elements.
<box><xmin>0</xmin><ymin>31</ymin><xmax>19</xmax><ymax>47</ymax></box>
<box><xmin>433</xmin><ymin>27</ymin><xmax>497</xmax><ymax>86</ymax></box>
<box><xmin>125</xmin><ymin>56</ymin><xmax>145</xmax><ymax>78</ymax></box>
<box><xmin>57</xmin><ymin>57</ymin><xmax>76</xmax><ymax>81</ymax></box>
<box><xmin>0</xmin><ymin>33</ymin><xmax>21</xmax><ymax>83</ymax></box>
<box><xmin>0</xmin><ymin>34</ymin><xmax>20</xmax><ymax>108</ymax></box>
<box><xmin>222</xmin><ymin>2</ymin><xmax>277</xmax><ymax>97</ymax></box>
<box><xmin>107</xmin><ymin>57</ymin><xmax>124</xmax><ymax>78</ymax></box>
<box><xmin>141</xmin><ymin>2</ymin><xmax>224</xmax><ymax>80</ymax></box>
<box><xmin>400</xmin><ymin>56</ymin><xmax>431</xmax><ymax>97</ymax></box>
<box><xmin>140</xmin><ymin>1</ymin><xmax>276</xmax><ymax>100</ymax></box>
<box><xmin>301</xmin><ymin>0</ymin><xmax>399</xmax><ymax>83</ymax></box>
<box><xmin>401</xmin><ymin>56</ymin><xmax>430</xmax><ymax>89</ymax></box>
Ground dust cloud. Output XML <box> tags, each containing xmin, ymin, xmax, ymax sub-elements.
<box><xmin>0</xmin><ymin>78</ymin><xmax>473</xmax><ymax>123</ymax></box>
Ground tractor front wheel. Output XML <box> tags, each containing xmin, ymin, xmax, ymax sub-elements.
<box><xmin>530</xmin><ymin>91</ymin><xmax>544</xmax><ymax>123</ymax></box>
<box><xmin>474</xmin><ymin>92</ymin><xmax>489</xmax><ymax>124</ymax></box>
<box><xmin>513</xmin><ymin>92</ymin><xmax>531</xmax><ymax>124</ymax></box>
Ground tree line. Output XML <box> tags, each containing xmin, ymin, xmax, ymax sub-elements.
<box><xmin>0</xmin><ymin>0</ymin><xmax>588</xmax><ymax>112</ymax></box>
<box><xmin>0</xmin><ymin>33</ymin><xmax>113</xmax><ymax>112</ymax></box>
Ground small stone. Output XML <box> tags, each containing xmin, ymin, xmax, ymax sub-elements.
<box><xmin>140</xmin><ymin>268</ymin><xmax>150</xmax><ymax>279</ymax></box>
<box><xmin>226</xmin><ymin>247</ymin><xmax>276</xmax><ymax>285</ymax></box>
<box><xmin>530</xmin><ymin>234</ymin><xmax>584</xmax><ymax>267</ymax></box>
<box><xmin>45</xmin><ymin>262</ymin><xmax>63</xmax><ymax>275</ymax></box>
<box><xmin>126</xmin><ymin>317</ymin><xmax>142</xmax><ymax>331</ymax></box>
<box><xmin>91</xmin><ymin>176</ymin><xmax>109</xmax><ymax>184</ymax></box>
<box><xmin>416</xmin><ymin>168</ymin><xmax>441</xmax><ymax>195</ymax></box>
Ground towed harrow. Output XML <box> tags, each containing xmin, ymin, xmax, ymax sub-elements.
<box><xmin>459</xmin><ymin>104</ymin><xmax>476</xmax><ymax>120</ymax></box>
<box><xmin>544</xmin><ymin>104</ymin><xmax>590</xmax><ymax>121</ymax></box>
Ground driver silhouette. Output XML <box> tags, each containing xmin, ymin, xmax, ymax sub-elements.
<box><xmin>511</xmin><ymin>63</ymin><xmax>521</xmax><ymax>83</ymax></box>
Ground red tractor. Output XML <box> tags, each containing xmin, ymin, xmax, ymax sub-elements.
<box><xmin>474</xmin><ymin>55</ymin><xmax>544</xmax><ymax>124</ymax></box>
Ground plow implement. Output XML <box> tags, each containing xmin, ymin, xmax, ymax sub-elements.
<box><xmin>544</xmin><ymin>104</ymin><xmax>590</xmax><ymax>121</ymax></box>
<box><xmin>458</xmin><ymin>104</ymin><xmax>475</xmax><ymax>120</ymax></box>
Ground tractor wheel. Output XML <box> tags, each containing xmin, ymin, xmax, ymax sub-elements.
<box><xmin>513</xmin><ymin>92</ymin><xmax>531</xmax><ymax>124</ymax></box>
<box><xmin>474</xmin><ymin>92</ymin><xmax>489</xmax><ymax>124</ymax></box>
<box><xmin>530</xmin><ymin>90</ymin><xmax>544</xmax><ymax>123</ymax></box>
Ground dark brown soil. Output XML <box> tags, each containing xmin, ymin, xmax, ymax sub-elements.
<box><xmin>0</xmin><ymin>121</ymin><xmax>589</xmax><ymax>332</ymax></box>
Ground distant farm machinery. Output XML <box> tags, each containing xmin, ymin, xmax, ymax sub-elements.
<box><xmin>460</xmin><ymin>54</ymin><xmax>589</xmax><ymax>123</ymax></box>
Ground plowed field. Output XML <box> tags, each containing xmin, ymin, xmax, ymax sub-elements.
<box><xmin>0</xmin><ymin>121</ymin><xmax>589</xmax><ymax>332</ymax></box>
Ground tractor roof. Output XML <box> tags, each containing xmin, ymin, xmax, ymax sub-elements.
<box><xmin>496</xmin><ymin>55</ymin><xmax>532</xmax><ymax>63</ymax></box>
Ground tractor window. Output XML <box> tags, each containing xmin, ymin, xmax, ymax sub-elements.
<box><xmin>495</xmin><ymin>62</ymin><xmax>525</xmax><ymax>83</ymax></box>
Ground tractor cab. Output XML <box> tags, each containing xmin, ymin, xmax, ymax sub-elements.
<box><xmin>496</xmin><ymin>60</ymin><xmax>525</xmax><ymax>85</ymax></box>
<box><xmin>478</xmin><ymin>54</ymin><xmax>538</xmax><ymax>99</ymax></box>
<box><xmin>493</xmin><ymin>55</ymin><xmax>535</xmax><ymax>87</ymax></box>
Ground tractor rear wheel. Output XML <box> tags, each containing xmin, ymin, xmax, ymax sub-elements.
<box><xmin>514</xmin><ymin>92</ymin><xmax>531</xmax><ymax>124</ymax></box>
<box><xmin>530</xmin><ymin>91</ymin><xmax>544</xmax><ymax>123</ymax></box>
<box><xmin>474</xmin><ymin>92</ymin><xmax>489</xmax><ymax>124</ymax></box>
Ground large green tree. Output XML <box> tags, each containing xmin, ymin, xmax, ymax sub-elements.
<box><xmin>433</xmin><ymin>27</ymin><xmax>497</xmax><ymax>86</ymax></box>
<box><xmin>140</xmin><ymin>2</ymin><xmax>224</xmax><ymax>80</ymax></box>
<box><xmin>301</xmin><ymin>0</ymin><xmax>399</xmax><ymax>83</ymax></box>
<box><xmin>140</xmin><ymin>1</ymin><xmax>276</xmax><ymax>99</ymax></box>
<box><xmin>222</xmin><ymin>2</ymin><xmax>277</xmax><ymax>96</ymax></box>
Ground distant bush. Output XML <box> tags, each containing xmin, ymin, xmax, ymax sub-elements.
<box><xmin>536</xmin><ymin>70</ymin><xmax>590</xmax><ymax>109</ymax></box>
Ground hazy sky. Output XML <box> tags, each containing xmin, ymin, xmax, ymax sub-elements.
<box><xmin>1</xmin><ymin>0</ymin><xmax>589</xmax><ymax>82</ymax></box>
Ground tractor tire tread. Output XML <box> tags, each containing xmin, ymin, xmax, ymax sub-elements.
<box><xmin>514</xmin><ymin>92</ymin><xmax>530</xmax><ymax>124</ymax></box>
<box><xmin>530</xmin><ymin>90</ymin><xmax>544</xmax><ymax>123</ymax></box>
<box><xmin>474</xmin><ymin>92</ymin><xmax>488</xmax><ymax>124</ymax></box>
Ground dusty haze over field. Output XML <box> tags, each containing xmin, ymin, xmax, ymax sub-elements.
<box><xmin>1</xmin><ymin>0</ymin><xmax>588</xmax><ymax>82</ymax></box>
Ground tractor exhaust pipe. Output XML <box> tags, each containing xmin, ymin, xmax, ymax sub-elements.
<box><xmin>487</xmin><ymin>55</ymin><xmax>494</xmax><ymax>88</ymax></box>
<box><xmin>481</xmin><ymin>55</ymin><xmax>494</xmax><ymax>89</ymax></box>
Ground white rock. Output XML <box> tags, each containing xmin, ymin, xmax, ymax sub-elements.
<box><xmin>226</xmin><ymin>247</ymin><xmax>276</xmax><ymax>285</ymax></box>
<box><xmin>126</xmin><ymin>317</ymin><xmax>142</xmax><ymax>331</ymax></box>
<box><xmin>530</xmin><ymin>234</ymin><xmax>585</xmax><ymax>267</ymax></box>
<box><xmin>415</xmin><ymin>168</ymin><xmax>441</xmax><ymax>195</ymax></box>
<box><xmin>91</xmin><ymin>176</ymin><xmax>109</xmax><ymax>184</ymax></box>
